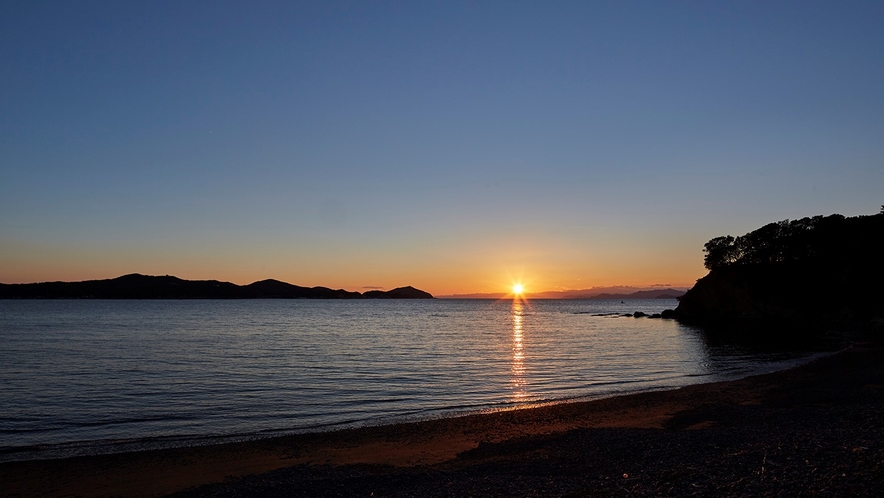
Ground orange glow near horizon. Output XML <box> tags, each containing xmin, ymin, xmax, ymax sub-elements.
<box><xmin>0</xmin><ymin>243</ymin><xmax>705</xmax><ymax>295</ymax></box>
<box><xmin>0</xmin><ymin>261</ymin><xmax>702</xmax><ymax>296</ymax></box>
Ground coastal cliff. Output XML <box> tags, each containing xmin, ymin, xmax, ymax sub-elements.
<box><xmin>673</xmin><ymin>211</ymin><xmax>884</xmax><ymax>331</ymax></box>
<box><xmin>0</xmin><ymin>274</ymin><xmax>433</xmax><ymax>299</ymax></box>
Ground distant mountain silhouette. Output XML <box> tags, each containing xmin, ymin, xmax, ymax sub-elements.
<box><xmin>0</xmin><ymin>274</ymin><xmax>433</xmax><ymax>299</ymax></box>
<box><xmin>241</xmin><ymin>279</ymin><xmax>362</xmax><ymax>299</ymax></box>
<box><xmin>672</xmin><ymin>211</ymin><xmax>884</xmax><ymax>333</ymax></box>
<box><xmin>362</xmin><ymin>286</ymin><xmax>433</xmax><ymax>299</ymax></box>
<box><xmin>590</xmin><ymin>289</ymin><xmax>685</xmax><ymax>300</ymax></box>
<box><xmin>438</xmin><ymin>287</ymin><xmax>686</xmax><ymax>299</ymax></box>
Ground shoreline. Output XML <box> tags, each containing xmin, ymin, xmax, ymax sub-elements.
<box><xmin>4</xmin><ymin>342</ymin><xmax>883</xmax><ymax>497</ymax></box>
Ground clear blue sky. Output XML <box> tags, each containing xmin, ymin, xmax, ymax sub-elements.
<box><xmin>2</xmin><ymin>1</ymin><xmax>883</xmax><ymax>294</ymax></box>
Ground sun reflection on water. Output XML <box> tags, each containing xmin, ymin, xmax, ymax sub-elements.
<box><xmin>510</xmin><ymin>299</ymin><xmax>527</xmax><ymax>402</ymax></box>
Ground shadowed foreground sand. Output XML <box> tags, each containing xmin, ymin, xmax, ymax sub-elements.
<box><xmin>3</xmin><ymin>343</ymin><xmax>884</xmax><ymax>497</ymax></box>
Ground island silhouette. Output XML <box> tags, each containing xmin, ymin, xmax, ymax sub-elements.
<box><xmin>0</xmin><ymin>274</ymin><xmax>433</xmax><ymax>299</ymax></box>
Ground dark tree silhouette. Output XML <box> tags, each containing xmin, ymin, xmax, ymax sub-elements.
<box><xmin>703</xmin><ymin>235</ymin><xmax>738</xmax><ymax>270</ymax></box>
<box><xmin>701</xmin><ymin>212</ymin><xmax>881</xmax><ymax>271</ymax></box>
<box><xmin>679</xmin><ymin>210</ymin><xmax>884</xmax><ymax>330</ymax></box>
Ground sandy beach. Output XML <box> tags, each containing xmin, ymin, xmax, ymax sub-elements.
<box><xmin>3</xmin><ymin>341</ymin><xmax>883</xmax><ymax>497</ymax></box>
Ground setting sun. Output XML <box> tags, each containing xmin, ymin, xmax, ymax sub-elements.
<box><xmin>512</xmin><ymin>284</ymin><xmax>524</xmax><ymax>295</ymax></box>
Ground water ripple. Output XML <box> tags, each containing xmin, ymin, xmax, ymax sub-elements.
<box><xmin>0</xmin><ymin>299</ymin><xmax>817</xmax><ymax>461</ymax></box>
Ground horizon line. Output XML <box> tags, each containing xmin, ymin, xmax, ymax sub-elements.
<box><xmin>0</xmin><ymin>273</ymin><xmax>696</xmax><ymax>297</ymax></box>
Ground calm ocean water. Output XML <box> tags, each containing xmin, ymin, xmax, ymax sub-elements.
<box><xmin>0</xmin><ymin>299</ymin><xmax>818</xmax><ymax>462</ymax></box>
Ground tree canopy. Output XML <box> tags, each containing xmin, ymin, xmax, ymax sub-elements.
<box><xmin>702</xmin><ymin>213</ymin><xmax>882</xmax><ymax>270</ymax></box>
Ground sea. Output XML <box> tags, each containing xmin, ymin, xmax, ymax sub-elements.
<box><xmin>0</xmin><ymin>298</ymin><xmax>823</xmax><ymax>463</ymax></box>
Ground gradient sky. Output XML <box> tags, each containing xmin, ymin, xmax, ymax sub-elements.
<box><xmin>2</xmin><ymin>1</ymin><xmax>883</xmax><ymax>295</ymax></box>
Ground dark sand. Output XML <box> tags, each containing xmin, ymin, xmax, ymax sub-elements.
<box><xmin>3</xmin><ymin>343</ymin><xmax>884</xmax><ymax>497</ymax></box>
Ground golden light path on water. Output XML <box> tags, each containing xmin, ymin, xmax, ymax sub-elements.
<box><xmin>510</xmin><ymin>299</ymin><xmax>527</xmax><ymax>402</ymax></box>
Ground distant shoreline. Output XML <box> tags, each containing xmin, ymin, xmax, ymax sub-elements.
<box><xmin>0</xmin><ymin>274</ymin><xmax>689</xmax><ymax>301</ymax></box>
<box><xmin>438</xmin><ymin>289</ymin><xmax>687</xmax><ymax>300</ymax></box>
<box><xmin>0</xmin><ymin>274</ymin><xmax>433</xmax><ymax>300</ymax></box>
<box><xmin>437</xmin><ymin>294</ymin><xmax>683</xmax><ymax>300</ymax></box>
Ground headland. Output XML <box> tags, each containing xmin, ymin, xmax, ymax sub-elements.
<box><xmin>667</xmin><ymin>212</ymin><xmax>884</xmax><ymax>341</ymax></box>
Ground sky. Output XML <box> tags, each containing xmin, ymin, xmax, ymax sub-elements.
<box><xmin>2</xmin><ymin>1</ymin><xmax>883</xmax><ymax>295</ymax></box>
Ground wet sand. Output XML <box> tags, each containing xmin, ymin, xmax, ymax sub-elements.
<box><xmin>3</xmin><ymin>343</ymin><xmax>883</xmax><ymax>497</ymax></box>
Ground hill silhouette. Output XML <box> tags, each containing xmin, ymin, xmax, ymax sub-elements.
<box><xmin>363</xmin><ymin>286</ymin><xmax>433</xmax><ymax>299</ymax></box>
<box><xmin>588</xmin><ymin>289</ymin><xmax>685</xmax><ymax>300</ymax></box>
<box><xmin>0</xmin><ymin>274</ymin><xmax>433</xmax><ymax>299</ymax></box>
<box><xmin>673</xmin><ymin>211</ymin><xmax>884</xmax><ymax>333</ymax></box>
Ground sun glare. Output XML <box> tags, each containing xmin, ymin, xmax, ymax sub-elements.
<box><xmin>512</xmin><ymin>283</ymin><xmax>524</xmax><ymax>295</ymax></box>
